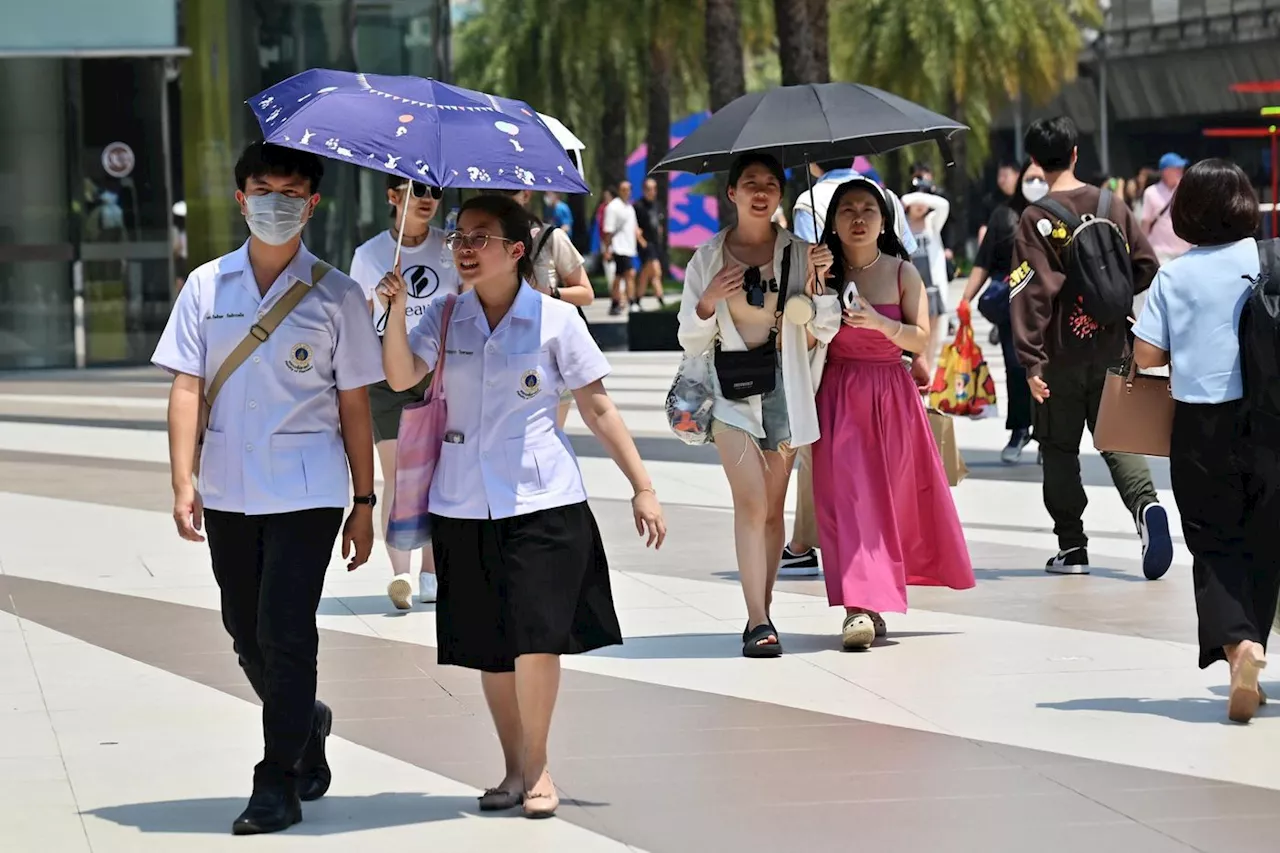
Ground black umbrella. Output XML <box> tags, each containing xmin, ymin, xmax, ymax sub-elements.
<box><xmin>650</xmin><ymin>83</ymin><xmax>967</xmax><ymax>176</ymax></box>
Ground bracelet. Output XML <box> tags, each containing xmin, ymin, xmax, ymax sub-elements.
<box><xmin>632</xmin><ymin>486</ymin><xmax>656</xmax><ymax>501</ymax></box>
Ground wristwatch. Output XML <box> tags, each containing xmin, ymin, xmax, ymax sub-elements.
<box><xmin>353</xmin><ymin>493</ymin><xmax>377</xmax><ymax>508</ymax></box>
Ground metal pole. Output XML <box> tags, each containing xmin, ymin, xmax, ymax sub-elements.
<box><xmin>159</xmin><ymin>58</ymin><xmax>177</xmax><ymax>295</ymax></box>
<box><xmin>73</xmin><ymin>260</ymin><xmax>86</xmax><ymax>369</ymax></box>
<box><xmin>1272</xmin><ymin>130</ymin><xmax>1278</xmax><ymax>238</ymax></box>
<box><xmin>1013</xmin><ymin>92</ymin><xmax>1024</xmax><ymax>163</ymax></box>
<box><xmin>1099</xmin><ymin>39</ymin><xmax>1110</xmax><ymax>176</ymax></box>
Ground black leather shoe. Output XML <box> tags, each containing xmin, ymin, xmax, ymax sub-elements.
<box><xmin>296</xmin><ymin>700</ymin><xmax>333</xmax><ymax>802</ymax></box>
<box><xmin>231</xmin><ymin>784</ymin><xmax>302</xmax><ymax>836</ymax></box>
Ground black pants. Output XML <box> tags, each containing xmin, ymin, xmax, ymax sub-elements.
<box><xmin>205</xmin><ymin>508</ymin><xmax>343</xmax><ymax>783</ymax></box>
<box><xmin>1034</xmin><ymin>361</ymin><xmax>1159</xmax><ymax>550</ymax></box>
<box><xmin>998</xmin><ymin>319</ymin><xmax>1032</xmax><ymax>433</ymax></box>
<box><xmin>1170</xmin><ymin>400</ymin><xmax>1280</xmax><ymax>669</ymax></box>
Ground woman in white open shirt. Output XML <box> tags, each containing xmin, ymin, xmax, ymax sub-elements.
<box><xmin>378</xmin><ymin>194</ymin><xmax>666</xmax><ymax>818</ymax></box>
<box><xmin>678</xmin><ymin>152</ymin><xmax>840</xmax><ymax>658</ymax></box>
<box><xmin>899</xmin><ymin>189</ymin><xmax>951</xmax><ymax>374</ymax></box>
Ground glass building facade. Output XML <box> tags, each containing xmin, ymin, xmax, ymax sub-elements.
<box><xmin>0</xmin><ymin>0</ymin><xmax>450</xmax><ymax>370</ymax></box>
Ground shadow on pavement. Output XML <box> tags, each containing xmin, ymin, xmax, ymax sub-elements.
<box><xmin>84</xmin><ymin>792</ymin><xmax>480</xmax><ymax>835</ymax></box>
<box><xmin>589</xmin><ymin>630</ymin><xmax>958</xmax><ymax>659</ymax></box>
<box><xmin>1037</xmin><ymin>695</ymin><xmax>1280</xmax><ymax>725</ymax></box>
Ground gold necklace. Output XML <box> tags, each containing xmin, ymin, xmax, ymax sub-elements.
<box><xmin>846</xmin><ymin>250</ymin><xmax>882</xmax><ymax>273</ymax></box>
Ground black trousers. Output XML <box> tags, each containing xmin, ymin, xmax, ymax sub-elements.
<box><xmin>997</xmin><ymin>319</ymin><xmax>1032</xmax><ymax>433</ymax></box>
<box><xmin>1034</xmin><ymin>361</ymin><xmax>1160</xmax><ymax>549</ymax></box>
<box><xmin>205</xmin><ymin>507</ymin><xmax>343</xmax><ymax>783</ymax></box>
<box><xmin>1170</xmin><ymin>400</ymin><xmax>1280</xmax><ymax>669</ymax></box>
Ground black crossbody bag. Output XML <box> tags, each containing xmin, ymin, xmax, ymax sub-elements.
<box><xmin>714</xmin><ymin>245</ymin><xmax>790</xmax><ymax>401</ymax></box>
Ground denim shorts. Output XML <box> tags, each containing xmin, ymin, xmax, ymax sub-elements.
<box><xmin>711</xmin><ymin>364</ymin><xmax>792</xmax><ymax>453</ymax></box>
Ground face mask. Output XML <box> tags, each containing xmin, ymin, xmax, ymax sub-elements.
<box><xmin>1022</xmin><ymin>178</ymin><xmax>1049</xmax><ymax>203</ymax></box>
<box><xmin>244</xmin><ymin>193</ymin><xmax>309</xmax><ymax>245</ymax></box>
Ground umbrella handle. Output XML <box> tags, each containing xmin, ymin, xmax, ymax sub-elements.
<box><xmin>392</xmin><ymin>187</ymin><xmax>411</xmax><ymax>270</ymax></box>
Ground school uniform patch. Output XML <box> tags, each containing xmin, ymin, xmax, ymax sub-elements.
<box><xmin>286</xmin><ymin>343</ymin><xmax>315</xmax><ymax>373</ymax></box>
<box><xmin>1008</xmin><ymin>261</ymin><xmax>1035</xmax><ymax>300</ymax></box>
<box><xmin>518</xmin><ymin>369</ymin><xmax>542</xmax><ymax>399</ymax></box>
<box><xmin>1036</xmin><ymin>218</ymin><xmax>1053</xmax><ymax>237</ymax></box>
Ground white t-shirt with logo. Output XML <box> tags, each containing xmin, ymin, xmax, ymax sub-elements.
<box><xmin>603</xmin><ymin>197</ymin><xmax>639</xmax><ymax>257</ymax></box>
<box><xmin>348</xmin><ymin>227</ymin><xmax>461</xmax><ymax>337</ymax></box>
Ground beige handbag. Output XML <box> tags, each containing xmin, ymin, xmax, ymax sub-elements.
<box><xmin>1093</xmin><ymin>359</ymin><xmax>1174</xmax><ymax>457</ymax></box>
<box><xmin>194</xmin><ymin>261</ymin><xmax>332</xmax><ymax>473</ymax></box>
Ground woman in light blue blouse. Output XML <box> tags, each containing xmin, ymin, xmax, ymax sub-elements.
<box><xmin>1133</xmin><ymin>158</ymin><xmax>1279</xmax><ymax>724</ymax></box>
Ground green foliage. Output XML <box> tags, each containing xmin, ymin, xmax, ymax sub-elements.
<box><xmin>830</xmin><ymin>0</ymin><xmax>1099</xmax><ymax>176</ymax></box>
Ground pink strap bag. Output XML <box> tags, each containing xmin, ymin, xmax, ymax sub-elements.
<box><xmin>386</xmin><ymin>294</ymin><xmax>457</xmax><ymax>551</ymax></box>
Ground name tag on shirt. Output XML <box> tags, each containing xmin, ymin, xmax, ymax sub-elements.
<box><xmin>444</xmin><ymin>431</ymin><xmax>465</xmax><ymax>444</ymax></box>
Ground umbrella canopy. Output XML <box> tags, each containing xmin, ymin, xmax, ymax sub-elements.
<box><xmin>247</xmin><ymin>70</ymin><xmax>589</xmax><ymax>194</ymax></box>
<box><xmin>651</xmin><ymin>83</ymin><xmax>967</xmax><ymax>175</ymax></box>
<box><xmin>537</xmin><ymin>111</ymin><xmax>586</xmax><ymax>177</ymax></box>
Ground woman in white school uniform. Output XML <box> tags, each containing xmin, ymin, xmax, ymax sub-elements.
<box><xmin>378</xmin><ymin>194</ymin><xmax>666</xmax><ymax>819</ymax></box>
<box><xmin>349</xmin><ymin>174</ymin><xmax>460</xmax><ymax>610</ymax></box>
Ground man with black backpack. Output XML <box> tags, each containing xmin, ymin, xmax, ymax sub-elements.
<box><xmin>1011</xmin><ymin>116</ymin><xmax>1173</xmax><ymax>580</ymax></box>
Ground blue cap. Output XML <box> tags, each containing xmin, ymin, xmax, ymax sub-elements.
<box><xmin>1159</xmin><ymin>152</ymin><xmax>1188</xmax><ymax>171</ymax></box>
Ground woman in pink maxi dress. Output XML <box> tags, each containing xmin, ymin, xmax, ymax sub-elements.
<box><xmin>811</xmin><ymin>178</ymin><xmax>974</xmax><ymax>651</ymax></box>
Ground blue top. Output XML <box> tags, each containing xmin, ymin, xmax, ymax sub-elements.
<box><xmin>1132</xmin><ymin>237</ymin><xmax>1257</xmax><ymax>404</ymax></box>
<box><xmin>547</xmin><ymin>199</ymin><xmax>574</xmax><ymax>232</ymax></box>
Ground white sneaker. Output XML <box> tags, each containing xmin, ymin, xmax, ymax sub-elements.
<box><xmin>419</xmin><ymin>572</ymin><xmax>438</xmax><ymax>603</ymax></box>
<box><xmin>387</xmin><ymin>575</ymin><xmax>414</xmax><ymax>610</ymax></box>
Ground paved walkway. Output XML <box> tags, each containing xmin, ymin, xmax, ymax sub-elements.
<box><xmin>1</xmin><ymin>306</ymin><xmax>1279</xmax><ymax>851</ymax></box>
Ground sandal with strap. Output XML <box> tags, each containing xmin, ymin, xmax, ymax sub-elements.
<box><xmin>743</xmin><ymin>622</ymin><xmax>782</xmax><ymax>658</ymax></box>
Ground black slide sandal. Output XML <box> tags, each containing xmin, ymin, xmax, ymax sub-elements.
<box><xmin>743</xmin><ymin>623</ymin><xmax>782</xmax><ymax>658</ymax></box>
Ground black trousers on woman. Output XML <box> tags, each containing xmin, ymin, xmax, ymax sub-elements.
<box><xmin>1169</xmin><ymin>399</ymin><xmax>1280</xmax><ymax>669</ymax></box>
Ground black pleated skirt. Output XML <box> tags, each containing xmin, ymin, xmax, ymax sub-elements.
<box><xmin>430</xmin><ymin>502</ymin><xmax>623</xmax><ymax>672</ymax></box>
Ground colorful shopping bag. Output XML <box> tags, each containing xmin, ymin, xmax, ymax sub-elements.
<box><xmin>386</xmin><ymin>294</ymin><xmax>457</xmax><ymax>551</ymax></box>
<box><xmin>928</xmin><ymin>302</ymin><xmax>998</xmax><ymax>418</ymax></box>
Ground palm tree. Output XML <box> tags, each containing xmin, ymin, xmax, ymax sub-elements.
<box><xmin>830</xmin><ymin>0</ymin><xmax>1099</xmax><ymax>240</ymax></box>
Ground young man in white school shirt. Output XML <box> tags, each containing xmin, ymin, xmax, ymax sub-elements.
<box><xmin>152</xmin><ymin>142</ymin><xmax>384</xmax><ymax>836</ymax></box>
<box><xmin>349</xmin><ymin>174</ymin><xmax>460</xmax><ymax>611</ymax></box>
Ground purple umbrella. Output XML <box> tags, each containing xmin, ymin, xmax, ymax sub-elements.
<box><xmin>248</xmin><ymin>69</ymin><xmax>588</xmax><ymax>264</ymax></box>
<box><xmin>247</xmin><ymin>70</ymin><xmax>589</xmax><ymax>194</ymax></box>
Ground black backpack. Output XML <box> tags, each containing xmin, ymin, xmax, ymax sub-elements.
<box><xmin>1240</xmin><ymin>238</ymin><xmax>1280</xmax><ymax>446</ymax></box>
<box><xmin>1032</xmin><ymin>188</ymin><xmax>1135</xmax><ymax>327</ymax></box>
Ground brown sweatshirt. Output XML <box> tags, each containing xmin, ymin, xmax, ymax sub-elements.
<box><xmin>1010</xmin><ymin>185</ymin><xmax>1159</xmax><ymax>378</ymax></box>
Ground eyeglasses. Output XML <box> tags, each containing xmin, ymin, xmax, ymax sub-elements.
<box><xmin>445</xmin><ymin>231</ymin><xmax>515</xmax><ymax>252</ymax></box>
<box><xmin>399</xmin><ymin>181</ymin><xmax>443</xmax><ymax>200</ymax></box>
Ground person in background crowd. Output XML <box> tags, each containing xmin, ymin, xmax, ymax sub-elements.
<box><xmin>154</xmin><ymin>141</ymin><xmax>383</xmax><ymax>835</ymax></box>
<box><xmin>1132</xmin><ymin>158</ymin><xmax>1280</xmax><ymax>724</ymax></box>
<box><xmin>961</xmin><ymin>160</ymin><xmax>1046</xmax><ymax>464</ymax></box>
<box><xmin>595</xmin><ymin>187</ymin><xmax>617</xmax><ymax>286</ymax></box>
<box><xmin>350</xmin><ymin>175</ymin><xmax>459</xmax><ymax>611</ymax></box>
<box><xmin>679</xmin><ymin>152</ymin><xmax>837</xmax><ymax>657</ymax></box>
<box><xmin>379</xmin><ymin>194</ymin><xmax>666</xmax><ymax>817</ymax></box>
<box><xmin>899</xmin><ymin>187</ymin><xmax>951</xmax><ymax>376</ymax></box>
<box><xmin>604</xmin><ymin>181</ymin><xmax>641</xmax><ymax>314</ymax></box>
<box><xmin>634</xmin><ymin>178</ymin><xmax>669</xmax><ymax>309</ymax></box>
<box><xmin>781</xmin><ymin>159</ymin><xmax>922</xmax><ymax>579</ymax></box>
<box><xmin>1011</xmin><ymin>116</ymin><xmax>1173</xmax><ymax>579</ymax></box>
<box><xmin>1142</xmin><ymin>153</ymin><xmax>1193</xmax><ymax>264</ymax></box>
<box><xmin>812</xmin><ymin>177</ymin><xmax>975</xmax><ymax>651</ymax></box>
<box><xmin>544</xmin><ymin>190</ymin><xmax>573</xmax><ymax>234</ymax></box>
<box><xmin>494</xmin><ymin>188</ymin><xmax>596</xmax><ymax>430</ymax></box>
<box><xmin>977</xmin><ymin>160</ymin><xmax>1019</xmax><ymax>246</ymax></box>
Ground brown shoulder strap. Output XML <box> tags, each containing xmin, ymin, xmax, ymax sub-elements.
<box><xmin>204</xmin><ymin>260</ymin><xmax>331</xmax><ymax>409</ymax></box>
